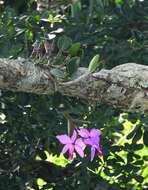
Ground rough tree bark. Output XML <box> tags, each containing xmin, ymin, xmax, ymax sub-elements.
<box><xmin>0</xmin><ymin>58</ymin><xmax>148</xmax><ymax>112</ymax></box>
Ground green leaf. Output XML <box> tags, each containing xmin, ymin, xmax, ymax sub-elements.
<box><xmin>103</xmin><ymin>168</ymin><xmax>113</xmax><ymax>177</ymax></box>
<box><xmin>57</xmin><ymin>35</ymin><xmax>72</xmax><ymax>51</ymax></box>
<box><xmin>143</xmin><ymin>130</ymin><xmax>148</xmax><ymax>146</ymax></box>
<box><xmin>26</xmin><ymin>30</ymin><xmax>33</xmax><ymax>41</ymax></box>
<box><xmin>115</xmin><ymin>154</ymin><xmax>125</xmax><ymax>163</ymax></box>
<box><xmin>133</xmin><ymin>175</ymin><xmax>144</xmax><ymax>183</ymax></box>
<box><xmin>133</xmin><ymin>160</ymin><xmax>144</xmax><ymax>165</ymax></box>
<box><xmin>71</xmin><ymin>1</ymin><xmax>81</xmax><ymax>17</ymax></box>
<box><xmin>115</xmin><ymin>0</ymin><xmax>124</xmax><ymax>4</ymax></box>
<box><xmin>66</xmin><ymin>57</ymin><xmax>80</xmax><ymax>76</ymax></box>
<box><xmin>132</xmin><ymin>126</ymin><xmax>143</xmax><ymax>143</ymax></box>
<box><xmin>126</xmin><ymin>125</ymin><xmax>139</xmax><ymax>140</ymax></box>
<box><xmin>68</xmin><ymin>42</ymin><xmax>81</xmax><ymax>56</ymax></box>
<box><xmin>143</xmin><ymin>156</ymin><xmax>148</xmax><ymax>161</ymax></box>
<box><xmin>132</xmin><ymin>144</ymin><xmax>143</xmax><ymax>150</ymax></box>
<box><xmin>37</xmin><ymin>178</ymin><xmax>47</xmax><ymax>187</ymax></box>
<box><xmin>88</xmin><ymin>54</ymin><xmax>100</xmax><ymax>73</ymax></box>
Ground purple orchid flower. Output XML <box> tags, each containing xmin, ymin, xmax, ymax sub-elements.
<box><xmin>56</xmin><ymin>130</ymin><xmax>86</xmax><ymax>160</ymax></box>
<box><xmin>78</xmin><ymin>128</ymin><xmax>102</xmax><ymax>161</ymax></box>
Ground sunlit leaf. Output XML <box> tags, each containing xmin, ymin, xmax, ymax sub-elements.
<box><xmin>88</xmin><ymin>54</ymin><xmax>100</xmax><ymax>73</ymax></box>
<box><xmin>37</xmin><ymin>178</ymin><xmax>47</xmax><ymax>187</ymax></box>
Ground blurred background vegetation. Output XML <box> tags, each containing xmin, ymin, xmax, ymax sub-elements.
<box><xmin>0</xmin><ymin>0</ymin><xmax>148</xmax><ymax>189</ymax></box>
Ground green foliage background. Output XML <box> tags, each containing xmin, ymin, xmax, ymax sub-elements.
<box><xmin>0</xmin><ymin>0</ymin><xmax>148</xmax><ymax>190</ymax></box>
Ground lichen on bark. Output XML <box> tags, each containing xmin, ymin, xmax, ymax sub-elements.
<box><xmin>0</xmin><ymin>58</ymin><xmax>148</xmax><ymax>112</ymax></box>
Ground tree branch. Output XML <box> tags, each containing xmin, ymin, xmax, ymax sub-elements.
<box><xmin>0</xmin><ymin>58</ymin><xmax>148</xmax><ymax>112</ymax></box>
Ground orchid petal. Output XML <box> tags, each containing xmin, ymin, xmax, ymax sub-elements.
<box><xmin>61</xmin><ymin>144</ymin><xmax>70</xmax><ymax>154</ymax></box>
<box><xmin>75</xmin><ymin>138</ymin><xmax>86</xmax><ymax>150</ymax></box>
<box><xmin>75</xmin><ymin>145</ymin><xmax>84</xmax><ymax>158</ymax></box>
<box><xmin>84</xmin><ymin>138</ymin><xmax>93</xmax><ymax>145</ymax></box>
<box><xmin>56</xmin><ymin>135</ymin><xmax>71</xmax><ymax>144</ymax></box>
<box><xmin>71</xmin><ymin>130</ymin><xmax>77</xmax><ymax>143</ymax></box>
<box><xmin>69</xmin><ymin>144</ymin><xmax>74</xmax><ymax>160</ymax></box>
<box><xmin>90</xmin><ymin>146</ymin><xmax>96</xmax><ymax>161</ymax></box>
<box><xmin>90</xmin><ymin>129</ymin><xmax>101</xmax><ymax>138</ymax></box>
<box><xmin>78</xmin><ymin>128</ymin><xmax>90</xmax><ymax>138</ymax></box>
<box><xmin>91</xmin><ymin>137</ymin><xmax>100</xmax><ymax>147</ymax></box>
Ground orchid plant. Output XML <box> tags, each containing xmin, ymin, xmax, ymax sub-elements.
<box><xmin>56</xmin><ymin>128</ymin><xmax>102</xmax><ymax>161</ymax></box>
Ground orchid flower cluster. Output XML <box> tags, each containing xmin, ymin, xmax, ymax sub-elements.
<box><xmin>56</xmin><ymin>128</ymin><xmax>102</xmax><ymax>161</ymax></box>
